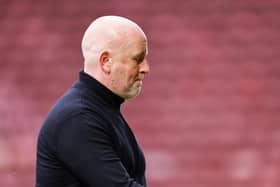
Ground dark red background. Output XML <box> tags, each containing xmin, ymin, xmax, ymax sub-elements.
<box><xmin>1</xmin><ymin>0</ymin><xmax>280</xmax><ymax>186</ymax></box>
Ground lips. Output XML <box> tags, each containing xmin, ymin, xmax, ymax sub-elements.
<box><xmin>135</xmin><ymin>76</ymin><xmax>144</xmax><ymax>81</ymax></box>
<box><xmin>134</xmin><ymin>79</ymin><xmax>143</xmax><ymax>86</ymax></box>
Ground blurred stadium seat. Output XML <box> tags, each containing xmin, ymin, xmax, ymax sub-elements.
<box><xmin>1</xmin><ymin>0</ymin><xmax>280</xmax><ymax>186</ymax></box>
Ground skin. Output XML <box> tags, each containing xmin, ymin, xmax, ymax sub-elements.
<box><xmin>81</xmin><ymin>16</ymin><xmax>150</xmax><ymax>99</ymax></box>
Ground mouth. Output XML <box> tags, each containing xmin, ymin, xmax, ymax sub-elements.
<box><xmin>134</xmin><ymin>79</ymin><xmax>143</xmax><ymax>87</ymax></box>
<box><xmin>135</xmin><ymin>76</ymin><xmax>144</xmax><ymax>81</ymax></box>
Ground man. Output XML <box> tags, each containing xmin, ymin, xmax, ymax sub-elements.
<box><xmin>36</xmin><ymin>16</ymin><xmax>150</xmax><ymax>187</ymax></box>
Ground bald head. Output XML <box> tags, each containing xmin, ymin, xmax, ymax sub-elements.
<box><xmin>81</xmin><ymin>15</ymin><xmax>149</xmax><ymax>99</ymax></box>
<box><xmin>81</xmin><ymin>16</ymin><xmax>146</xmax><ymax>67</ymax></box>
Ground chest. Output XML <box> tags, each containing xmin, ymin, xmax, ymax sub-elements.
<box><xmin>110</xmin><ymin>114</ymin><xmax>145</xmax><ymax>177</ymax></box>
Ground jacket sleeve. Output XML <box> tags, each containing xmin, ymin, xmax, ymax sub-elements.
<box><xmin>56</xmin><ymin>112</ymin><xmax>146</xmax><ymax>187</ymax></box>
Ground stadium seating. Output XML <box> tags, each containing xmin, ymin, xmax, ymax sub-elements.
<box><xmin>0</xmin><ymin>0</ymin><xmax>280</xmax><ymax>186</ymax></box>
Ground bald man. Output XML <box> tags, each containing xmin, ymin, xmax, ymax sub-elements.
<box><xmin>36</xmin><ymin>16</ymin><xmax>150</xmax><ymax>187</ymax></box>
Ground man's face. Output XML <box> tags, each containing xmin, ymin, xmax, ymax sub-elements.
<box><xmin>109</xmin><ymin>35</ymin><xmax>150</xmax><ymax>99</ymax></box>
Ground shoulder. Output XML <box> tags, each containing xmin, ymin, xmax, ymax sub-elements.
<box><xmin>38</xmin><ymin>84</ymin><xmax>110</xmax><ymax>144</ymax></box>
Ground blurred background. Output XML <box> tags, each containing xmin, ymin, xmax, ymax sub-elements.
<box><xmin>1</xmin><ymin>0</ymin><xmax>280</xmax><ymax>186</ymax></box>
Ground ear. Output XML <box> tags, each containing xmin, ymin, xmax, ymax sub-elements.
<box><xmin>99</xmin><ymin>51</ymin><xmax>112</xmax><ymax>74</ymax></box>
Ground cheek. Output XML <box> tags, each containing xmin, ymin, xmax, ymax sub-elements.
<box><xmin>111</xmin><ymin>63</ymin><xmax>139</xmax><ymax>88</ymax></box>
<box><xmin>116</xmin><ymin>66</ymin><xmax>137</xmax><ymax>81</ymax></box>
<box><xmin>111</xmin><ymin>67</ymin><xmax>129</xmax><ymax>87</ymax></box>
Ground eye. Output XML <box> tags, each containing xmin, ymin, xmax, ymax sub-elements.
<box><xmin>133</xmin><ymin>56</ymin><xmax>143</xmax><ymax>63</ymax></box>
<box><xmin>133</xmin><ymin>53</ymin><xmax>145</xmax><ymax>64</ymax></box>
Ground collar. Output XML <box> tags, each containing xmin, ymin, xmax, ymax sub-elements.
<box><xmin>78</xmin><ymin>70</ymin><xmax>125</xmax><ymax>109</ymax></box>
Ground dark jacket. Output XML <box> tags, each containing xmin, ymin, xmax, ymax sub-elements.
<box><xmin>36</xmin><ymin>71</ymin><xmax>146</xmax><ymax>187</ymax></box>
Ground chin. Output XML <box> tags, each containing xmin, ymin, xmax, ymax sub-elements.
<box><xmin>125</xmin><ymin>89</ymin><xmax>141</xmax><ymax>99</ymax></box>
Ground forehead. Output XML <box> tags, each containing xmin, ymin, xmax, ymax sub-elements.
<box><xmin>123</xmin><ymin>36</ymin><xmax>148</xmax><ymax>56</ymax></box>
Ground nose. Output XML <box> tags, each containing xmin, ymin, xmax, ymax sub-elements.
<box><xmin>140</xmin><ymin>59</ymin><xmax>150</xmax><ymax>74</ymax></box>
